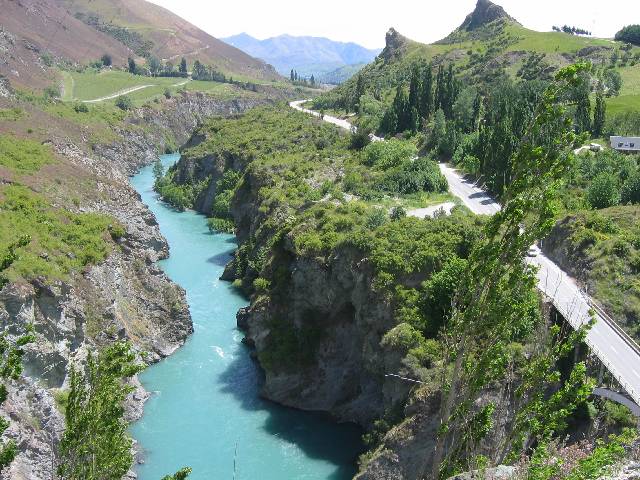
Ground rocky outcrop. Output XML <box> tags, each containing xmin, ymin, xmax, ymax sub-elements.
<box><xmin>458</xmin><ymin>0</ymin><xmax>519</xmax><ymax>31</ymax></box>
<box><xmin>240</xmin><ymin>245</ymin><xmax>399</xmax><ymax>425</ymax></box>
<box><xmin>381</xmin><ymin>28</ymin><xmax>410</xmax><ymax>62</ymax></box>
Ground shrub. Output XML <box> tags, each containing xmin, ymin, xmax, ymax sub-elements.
<box><xmin>363</xmin><ymin>139</ymin><xmax>416</xmax><ymax>170</ymax></box>
<box><xmin>390</xmin><ymin>206</ymin><xmax>407</xmax><ymax>220</ymax></box>
<box><xmin>114</xmin><ymin>95</ymin><xmax>133</xmax><ymax>111</ymax></box>
<box><xmin>253</xmin><ymin>277</ymin><xmax>271</xmax><ymax>293</ymax></box>
<box><xmin>207</xmin><ymin>217</ymin><xmax>234</xmax><ymax>233</ymax></box>
<box><xmin>366</xmin><ymin>209</ymin><xmax>387</xmax><ymax>230</ymax></box>
<box><xmin>349</xmin><ymin>130</ymin><xmax>371</xmax><ymax>150</ymax></box>
<box><xmin>621</xmin><ymin>171</ymin><xmax>640</xmax><ymax>204</ymax></box>
<box><xmin>587</xmin><ymin>173</ymin><xmax>620</xmax><ymax>209</ymax></box>
<box><xmin>73</xmin><ymin>103</ymin><xmax>89</xmax><ymax>113</ymax></box>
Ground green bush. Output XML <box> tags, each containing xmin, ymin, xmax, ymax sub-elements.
<box><xmin>363</xmin><ymin>139</ymin><xmax>416</xmax><ymax>170</ymax></box>
<box><xmin>73</xmin><ymin>103</ymin><xmax>89</xmax><ymax>113</ymax></box>
<box><xmin>253</xmin><ymin>277</ymin><xmax>271</xmax><ymax>293</ymax></box>
<box><xmin>587</xmin><ymin>173</ymin><xmax>620</xmax><ymax>209</ymax></box>
<box><xmin>114</xmin><ymin>95</ymin><xmax>133</xmax><ymax>111</ymax></box>
<box><xmin>207</xmin><ymin>217</ymin><xmax>234</xmax><ymax>233</ymax></box>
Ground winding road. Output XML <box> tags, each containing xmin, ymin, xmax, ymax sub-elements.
<box><xmin>289</xmin><ymin>100</ymin><xmax>640</xmax><ymax>409</ymax></box>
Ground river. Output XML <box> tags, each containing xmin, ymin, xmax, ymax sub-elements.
<box><xmin>129</xmin><ymin>153</ymin><xmax>363</xmax><ymax>480</ymax></box>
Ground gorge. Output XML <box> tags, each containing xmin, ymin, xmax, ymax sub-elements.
<box><xmin>129</xmin><ymin>154</ymin><xmax>363</xmax><ymax>479</ymax></box>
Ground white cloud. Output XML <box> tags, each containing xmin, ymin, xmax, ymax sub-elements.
<box><xmin>147</xmin><ymin>0</ymin><xmax>640</xmax><ymax>49</ymax></box>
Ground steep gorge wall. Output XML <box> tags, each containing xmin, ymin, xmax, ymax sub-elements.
<box><xmin>0</xmin><ymin>91</ymin><xmax>274</xmax><ymax>479</ymax></box>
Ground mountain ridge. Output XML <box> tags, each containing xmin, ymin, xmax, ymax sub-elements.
<box><xmin>222</xmin><ymin>32</ymin><xmax>381</xmax><ymax>82</ymax></box>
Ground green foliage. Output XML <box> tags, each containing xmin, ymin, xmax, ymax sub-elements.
<box><xmin>253</xmin><ymin>277</ymin><xmax>271</xmax><ymax>293</ymax></box>
<box><xmin>114</xmin><ymin>95</ymin><xmax>133</xmax><ymax>111</ymax></box>
<box><xmin>587</xmin><ymin>172</ymin><xmax>621</xmax><ymax>209</ymax></box>
<box><xmin>433</xmin><ymin>64</ymin><xmax>596</xmax><ymax>477</ymax></box>
<box><xmin>363</xmin><ymin>139</ymin><xmax>415</xmax><ymax>168</ymax></box>
<box><xmin>0</xmin><ymin>134</ymin><xmax>55</xmax><ymax>173</ymax></box>
<box><xmin>0</xmin><ymin>185</ymin><xmax>116</xmax><ymax>282</ymax></box>
<box><xmin>621</xmin><ymin>171</ymin><xmax>640</xmax><ymax>204</ymax></box>
<box><xmin>380</xmin><ymin>323</ymin><xmax>425</xmax><ymax>351</ymax></box>
<box><xmin>161</xmin><ymin>467</ymin><xmax>192</xmax><ymax>480</ymax></box>
<box><xmin>207</xmin><ymin>217</ymin><xmax>234</xmax><ymax>233</ymax></box>
<box><xmin>0</xmin><ymin>107</ymin><xmax>23</xmax><ymax>121</ymax></box>
<box><xmin>615</xmin><ymin>25</ymin><xmax>640</xmax><ymax>47</ymax></box>
<box><xmin>58</xmin><ymin>342</ymin><xmax>144</xmax><ymax>480</ymax></box>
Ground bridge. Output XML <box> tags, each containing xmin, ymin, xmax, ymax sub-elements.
<box><xmin>290</xmin><ymin>100</ymin><xmax>640</xmax><ymax>415</ymax></box>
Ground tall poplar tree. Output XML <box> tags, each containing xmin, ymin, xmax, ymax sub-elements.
<box><xmin>58</xmin><ymin>341</ymin><xmax>144</xmax><ymax>480</ymax></box>
<box><xmin>419</xmin><ymin>63</ymin><xmax>434</xmax><ymax>125</ymax></box>
<box><xmin>431</xmin><ymin>64</ymin><xmax>595</xmax><ymax>478</ymax></box>
<box><xmin>593</xmin><ymin>89</ymin><xmax>606</xmax><ymax>137</ymax></box>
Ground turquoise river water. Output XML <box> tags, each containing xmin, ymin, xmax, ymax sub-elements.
<box><xmin>129</xmin><ymin>153</ymin><xmax>362</xmax><ymax>480</ymax></box>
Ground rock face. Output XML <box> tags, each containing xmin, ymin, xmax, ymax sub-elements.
<box><xmin>381</xmin><ymin>28</ymin><xmax>410</xmax><ymax>62</ymax></box>
<box><xmin>0</xmin><ymin>91</ymin><xmax>270</xmax><ymax>479</ymax></box>
<box><xmin>458</xmin><ymin>0</ymin><xmax>519</xmax><ymax>31</ymax></box>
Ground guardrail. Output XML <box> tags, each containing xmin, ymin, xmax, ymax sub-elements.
<box><xmin>587</xmin><ymin>299</ymin><xmax>640</xmax><ymax>357</ymax></box>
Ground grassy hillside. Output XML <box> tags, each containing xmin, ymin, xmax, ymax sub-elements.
<box><xmin>58</xmin><ymin>0</ymin><xmax>281</xmax><ymax>81</ymax></box>
<box><xmin>318</xmin><ymin>6</ymin><xmax>640</xmax><ymax>118</ymax></box>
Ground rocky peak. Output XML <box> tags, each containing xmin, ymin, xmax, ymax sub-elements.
<box><xmin>381</xmin><ymin>27</ymin><xmax>409</xmax><ymax>61</ymax></box>
<box><xmin>459</xmin><ymin>0</ymin><xmax>519</xmax><ymax>31</ymax></box>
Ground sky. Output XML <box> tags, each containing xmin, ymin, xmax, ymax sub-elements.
<box><xmin>147</xmin><ymin>0</ymin><xmax>640</xmax><ymax>49</ymax></box>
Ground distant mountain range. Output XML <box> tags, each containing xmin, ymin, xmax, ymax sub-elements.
<box><xmin>222</xmin><ymin>33</ymin><xmax>381</xmax><ymax>83</ymax></box>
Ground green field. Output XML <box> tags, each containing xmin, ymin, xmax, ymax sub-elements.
<box><xmin>57</xmin><ymin>69</ymin><xmax>263</xmax><ymax>106</ymax></box>
<box><xmin>66</xmin><ymin>70</ymin><xmax>180</xmax><ymax>101</ymax></box>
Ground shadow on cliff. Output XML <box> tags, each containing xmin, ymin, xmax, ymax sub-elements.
<box><xmin>217</xmin><ymin>342</ymin><xmax>364</xmax><ymax>479</ymax></box>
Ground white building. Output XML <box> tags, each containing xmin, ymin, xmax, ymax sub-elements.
<box><xmin>611</xmin><ymin>136</ymin><xmax>640</xmax><ymax>152</ymax></box>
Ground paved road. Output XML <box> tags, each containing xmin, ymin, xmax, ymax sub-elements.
<box><xmin>440</xmin><ymin>164</ymin><xmax>640</xmax><ymax>407</ymax></box>
<box><xmin>290</xmin><ymin>100</ymin><xmax>640</xmax><ymax>407</ymax></box>
<box><xmin>290</xmin><ymin>100</ymin><xmax>383</xmax><ymax>141</ymax></box>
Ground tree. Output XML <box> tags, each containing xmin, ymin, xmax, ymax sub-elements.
<box><xmin>352</xmin><ymin>74</ymin><xmax>365</xmax><ymax>112</ymax></box>
<box><xmin>179</xmin><ymin>57</ymin><xmax>187</xmax><ymax>75</ymax></box>
<box><xmin>575</xmin><ymin>91</ymin><xmax>591</xmax><ymax>134</ymax></box>
<box><xmin>431</xmin><ymin>64</ymin><xmax>596</xmax><ymax>478</ymax></box>
<box><xmin>153</xmin><ymin>158</ymin><xmax>164</xmax><ymax>182</ymax></box>
<box><xmin>127</xmin><ymin>57</ymin><xmax>136</xmax><ymax>74</ymax></box>
<box><xmin>593</xmin><ymin>89</ymin><xmax>606</xmax><ymax>137</ymax></box>
<box><xmin>57</xmin><ymin>341</ymin><xmax>144</xmax><ymax>480</ymax></box>
<box><xmin>615</xmin><ymin>25</ymin><xmax>640</xmax><ymax>46</ymax></box>
<box><xmin>603</xmin><ymin>69</ymin><xmax>622</xmax><ymax>96</ymax></box>
<box><xmin>148</xmin><ymin>56</ymin><xmax>162</xmax><ymax>76</ymax></box>
<box><xmin>100</xmin><ymin>54</ymin><xmax>112</xmax><ymax>67</ymax></box>
<box><xmin>587</xmin><ymin>172</ymin><xmax>620</xmax><ymax>209</ymax></box>
<box><xmin>290</xmin><ymin>69</ymin><xmax>295</xmax><ymax>82</ymax></box>
<box><xmin>310</xmin><ymin>74</ymin><xmax>315</xmax><ymax>86</ymax></box>
<box><xmin>419</xmin><ymin>63</ymin><xmax>434</xmax><ymax>124</ymax></box>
